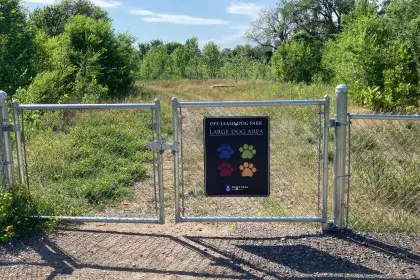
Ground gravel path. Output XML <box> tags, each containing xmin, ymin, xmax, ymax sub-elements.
<box><xmin>1</xmin><ymin>222</ymin><xmax>419</xmax><ymax>279</ymax></box>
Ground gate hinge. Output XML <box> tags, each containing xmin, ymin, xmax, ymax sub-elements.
<box><xmin>146</xmin><ymin>140</ymin><xmax>173</xmax><ymax>152</ymax></box>
<box><xmin>2</xmin><ymin>124</ymin><xmax>15</xmax><ymax>132</ymax></box>
<box><xmin>328</xmin><ymin>119</ymin><xmax>348</xmax><ymax>127</ymax></box>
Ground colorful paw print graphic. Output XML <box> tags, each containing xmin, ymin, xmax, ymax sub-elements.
<box><xmin>218</xmin><ymin>162</ymin><xmax>234</xmax><ymax>177</ymax></box>
<box><xmin>217</xmin><ymin>144</ymin><xmax>234</xmax><ymax>159</ymax></box>
<box><xmin>239</xmin><ymin>162</ymin><xmax>257</xmax><ymax>177</ymax></box>
<box><xmin>239</xmin><ymin>144</ymin><xmax>256</xmax><ymax>159</ymax></box>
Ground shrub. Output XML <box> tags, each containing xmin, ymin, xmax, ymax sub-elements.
<box><xmin>271</xmin><ymin>39</ymin><xmax>322</xmax><ymax>83</ymax></box>
<box><xmin>0</xmin><ymin>188</ymin><xmax>55</xmax><ymax>243</ymax></box>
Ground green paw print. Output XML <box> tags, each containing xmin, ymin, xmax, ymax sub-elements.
<box><xmin>239</xmin><ymin>144</ymin><xmax>256</xmax><ymax>159</ymax></box>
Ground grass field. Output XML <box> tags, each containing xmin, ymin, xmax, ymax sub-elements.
<box><xmin>14</xmin><ymin>79</ymin><xmax>420</xmax><ymax>233</ymax></box>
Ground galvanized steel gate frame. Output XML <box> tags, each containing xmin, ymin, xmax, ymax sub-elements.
<box><xmin>0</xmin><ymin>94</ymin><xmax>165</xmax><ymax>224</ymax></box>
<box><xmin>171</xmin><ymin>97</ymin><xmax>332</xmax><ymax>227</ymax></box>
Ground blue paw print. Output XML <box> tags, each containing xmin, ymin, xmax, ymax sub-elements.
<box><xmin>217</xmin><ymin>144</ymin><xmax>234</xmax><ymax>159</ymax></box>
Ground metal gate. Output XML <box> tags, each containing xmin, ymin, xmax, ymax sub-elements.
<box><xmin>10</xmin><ymin>98</ymin><xmax>165</xmax><ymax>224</ymax></box>
<box><xmin>171</xmin><ymin>97</ymin><xmax>331</xmax><ymax>225</ymax></box>
<box><xmin>347</xmin><ymin>113</ymin><xmax>420</xmax><ymax>233</ymax></box>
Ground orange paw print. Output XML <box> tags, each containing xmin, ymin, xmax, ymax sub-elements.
<box><xmin>239</xmin><ymin>162</ymin><xmax>256</xmax><ymax>177</ymax></box>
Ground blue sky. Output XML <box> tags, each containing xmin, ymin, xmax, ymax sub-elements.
<box><xmin>22</xmin><ymin>0</ymin><xmax>278</xmax><ymax>49</ymax></box>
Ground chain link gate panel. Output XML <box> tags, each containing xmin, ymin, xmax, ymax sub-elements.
<box><xmin>347</xmin><ymin>114</ymin><xmax>420</xmax><ymax>237</ymax></box>
<box><xmin>172</xmin><ymin>97</ymin><xmax>331</xmax><ymax>224</ymax></box>
<box><xmin>12</xmin><ymin>100</ymin><xmax>165</xmax><ymax>223</ymax></box>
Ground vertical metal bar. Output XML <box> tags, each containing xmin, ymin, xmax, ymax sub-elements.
<box><xmin>13</xmin><ymin>101</ymin><xmax>25</xmax><ymax>185</ymax></box>
<box><xmin>346</xmin><ymin>115</ymin><xmax>352</xmax><ymax>227</ymax></box>
<box><xmin>317</xmin><ymin>105</ymin><xmax>322</xmax><ymax>214</ymax></box>
<box><xmin>321</xmin><ymin>95</ymin><xmax>330</xmax><ymax>230</ymax></box>
<box><xmin>333</xmin><ymin>85</ymin><xmax>348</xmax><ymax>227</ymax></box>
<box><xmin>154</xmin><ymin>98</ymin><xmax>165</xmax><ymax>224</ymax></box>
<box><xmin>151</xmin><ymin>107</ymin><xmax>158</xmax><ymax>217</ymax></box>
<box><xmin>0</xmin><ymin>91</ymin><xmax>14</xmax><ymax>188</ymax></box>
<box><xmin>179</xmin><ymin>107</ymin><xmax>185</xmax><ymax>216</ymax></box>
<box><xmin>20</xmin><ymin>110</ymin><xmax>30</xmax><ymax>189</ymax></box>
<box><xmin>172</xmin><ymin>97</ymin><xmax>181</xmax><ymax>222</ymax></box>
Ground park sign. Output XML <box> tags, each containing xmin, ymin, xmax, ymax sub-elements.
<box><xmin>203</xmin><ymin>116</ymin><xmax>270</xmax><ymax>196</ymax></box>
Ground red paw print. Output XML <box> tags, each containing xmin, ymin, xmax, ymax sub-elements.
<box><xmin>217</xmin><ymin>162</ymin><xmax>234</xmax><ymax>177</ymax></box>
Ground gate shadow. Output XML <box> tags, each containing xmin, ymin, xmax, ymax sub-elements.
<box><xmin>3</xmin><ymin>227</ymin><xmax>419</xmax><ymax>279</ymax></box>
<box><xmin>327</xmin><ymin>228</ymin><xmax>420</xmax><ymax>265</ymax></box>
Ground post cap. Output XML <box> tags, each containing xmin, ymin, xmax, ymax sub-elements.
<box><xmin>335</xmin><ymin>84</ymin><xmax>348</xmax><ymax>94</ymax></box>
<box><xmin>0</xmin><ymin>90</ymin><xmax>7</xmax><ymax>99</ymax></box>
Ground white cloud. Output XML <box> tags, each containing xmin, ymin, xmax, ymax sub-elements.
<box><xmin>92</xmin><ymin>0</ymin><xmax>121</xmax><ymax>8</ymax></box>
<box><xmin>22</xmin><ymin>0</ymin><xmax>122</xmax><ymax>8</ymax></box>
<box><xmin>200</xmin><ymin>25</ymin><xmax>249</xmax><ymax>48</ymax></box>
<box><xmin>130</xmin><ymin>10</ymin><xmax>228</xmax><ymax>25</ymax></box>
<box><xmin>226</xmin><ymin>2</ymin><xmax>264</xmax><ymax>20</ymax></box>
<box><xmin>130</xmin><ymin>10</ymin><xmax>155</xmax><ymax>16</ymax></box>
<box><xmin>23</xmin><ymin>0</ymin><xmax>54</xmax><ymax>4</ymax></box>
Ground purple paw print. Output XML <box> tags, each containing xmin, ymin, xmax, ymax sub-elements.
<box><xmin>217</xmin><ymin>144</ymin><xmax>234</xmax><ymax>159</ymax></box>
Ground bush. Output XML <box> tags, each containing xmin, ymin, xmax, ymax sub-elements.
<box><xmin>0</xmin><ymin>188</ymin><xmax>55</xmax><ymax>243</ymax></box>
<box><xmin>271</xmin><ymin>39</ymin><xmax>322</xmax><ymax>83</ymax></box>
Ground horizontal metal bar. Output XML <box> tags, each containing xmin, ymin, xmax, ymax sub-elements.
<box><xmin>177</xmin><ymin>99</ymin><xmax>326</xmax><ymax>108</ymax></box>
<box><xmin>179</xmin><ymin>216</ymin><xmax>325</xmax><ymax>223</ymax></box>
<box><xmin>17</xmin><ymin>103</ymin><xmax>155</xmax><ymax>110</ymax></box>
<box><xmin>36</xmin><ymin>216</ymin><xmax>161</xmax><ymax>223</ymax></box>
<box><xmin>350</xmin><ymin>114</ymin><xmax>420</xmax><ymax>120</ymax></box>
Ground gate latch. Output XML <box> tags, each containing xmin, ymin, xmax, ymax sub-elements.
<box><xmin>146</xmin><ymin>140</ymin><xmax>173</xmax><ymax>152</ymax></box>
<box><xmin>328</xmin><ymin>119</ymin><xmax>347</xmax><ymax>127</ymax></box>
<box><xmin>2</xmin><ymin>124</ymin><xmax>15</xmax><ymax>132</ymax></box>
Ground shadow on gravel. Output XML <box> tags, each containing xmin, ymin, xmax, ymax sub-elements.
<box><xmin>327</xmin><ymin>229</ymin><xmax>420</xmax><ymax>266</ymax></box>
<box><xmin>1</xmin><ymin>227</ymin><xmax>418</xmax><ymax>279</ymax></box>
<box><xmin>238</xmin><ymin>244</ymin><xmax>378</xmax><ymax>274</ymax></box>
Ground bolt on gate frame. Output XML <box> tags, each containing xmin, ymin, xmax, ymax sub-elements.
<box><xmin>2</xmin><ymin>94</ymin><xmax>165</xmax><ymax>224</ymax></box>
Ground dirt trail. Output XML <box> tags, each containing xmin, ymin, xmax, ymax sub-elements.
<box><xmin>1</xmin><ymin>85</ymin><xmax>420</xmax><ymax>279</ymax></box>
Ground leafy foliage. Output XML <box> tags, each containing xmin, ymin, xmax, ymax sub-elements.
<box><xmin>272</xmin><ymin>39</ymin><xmax>322</xmax><ymax>83</ymax></box>
<box><xmin>323</xmin><ymin>0</ymin><xmax>420</xmax><ymax>111</ymax></box>
<box><xmin>1</xmin><ymin>0</ymin><xmax>139</xmax><ymax>102</ymax></box>
<box><xmin>0</xmin><ymin>188</ymin><xmax>56</xmax><ymax>243</ymax></box>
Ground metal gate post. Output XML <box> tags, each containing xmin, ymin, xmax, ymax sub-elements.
<box><xmin>333</xmin><ymin>84</ymin><xmax>348</xmax><ymax>227</ymax></box>
<box><xmin>321</xmin><ymin>95</ymin><xmax>330</xmax><ymax>230</ymax></box>
<box><xmin>12</xmin><ymin>101</ymin><xmax>25</xmax><ymax>185</ymax></box>
<box><xmin>0</xmin><ymin>91</ymin><xmax>14</xmax><ymax>189</ymax></box>
<box><xmin>154</xmin><ymin>98</ymin><xmax>165</xmax><ymax>224</ymax></box>
<box><xmin>172</xmin><ymin>97</ymin><xmax>181</xmax><ymax>222</ymax></box>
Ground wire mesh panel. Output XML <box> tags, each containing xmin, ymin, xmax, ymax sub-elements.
<box><xmin>347</xmin><ymin>114</ymin><xmax>420</xmax><ymax>250</ymax></box>
<box><xmin>173</xmin><ymin>99</ymin><xmax>330</xmax><ymax>223</ymax></box>
<box><xmin>14</xmin><ymin>103</ymin><xmax>164</xmax><ymax>223</ymax></box>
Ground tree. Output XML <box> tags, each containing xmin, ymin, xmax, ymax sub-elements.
<box><xmin>185</xmin><ymin>37</ymin><xmax>202</xmax><ymax>79</ymax></box>
<box><xmin>138</xmin><ymin>42</ymin><xmax>150</xmax><ymax>59</ymax></box>
<box><xmin>29</xmin><ymin>0</ymin><xmax>110</xmax><ymax>37</ymax></box>
<box><xmin>140</xmin><ymin>46</ymin><xmax>171</xmax><ymax>80</ymax></box>
<box><xmin>323</xmin><ymin>0</ymin><xmax>420</xmax><ymax>110</ymax></box>
<box><xmin>0</xmin><ymin>0</ymin><xmax>35</xmax><ymax>94</ymax></box>
<box><xmin>245</xmin><ymin>3</ymin><xmax>294</xmax><ymax>49</ymax></box>
<box><xmin>171</xmin><ymin>46</ymin><xmax>190</xmax><ymax>78</ymax></box>
<box><xmin>202</xmin><ymin>41</ymin><xmax>221</xmax><ymax>79</ymax></box>
<box><xmin>165</xmin><ymin>41</ymin><xmax>183</xmax><ymax>55</ymax></box>
<box><xmin>272</xmin><ymin>39</ymin><xmax>321</xmax><ymax>83</ymax></box>
<box><xmin>246</xmin><ymin>0</ymin><xmax>356</xmax><ymax>48</ymax></box>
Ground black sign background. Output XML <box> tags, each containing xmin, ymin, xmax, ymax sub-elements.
<box><xmin>204</xmin><ymin>116</ymin><xmax>270</xmax><ymax>196</ymax></box>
